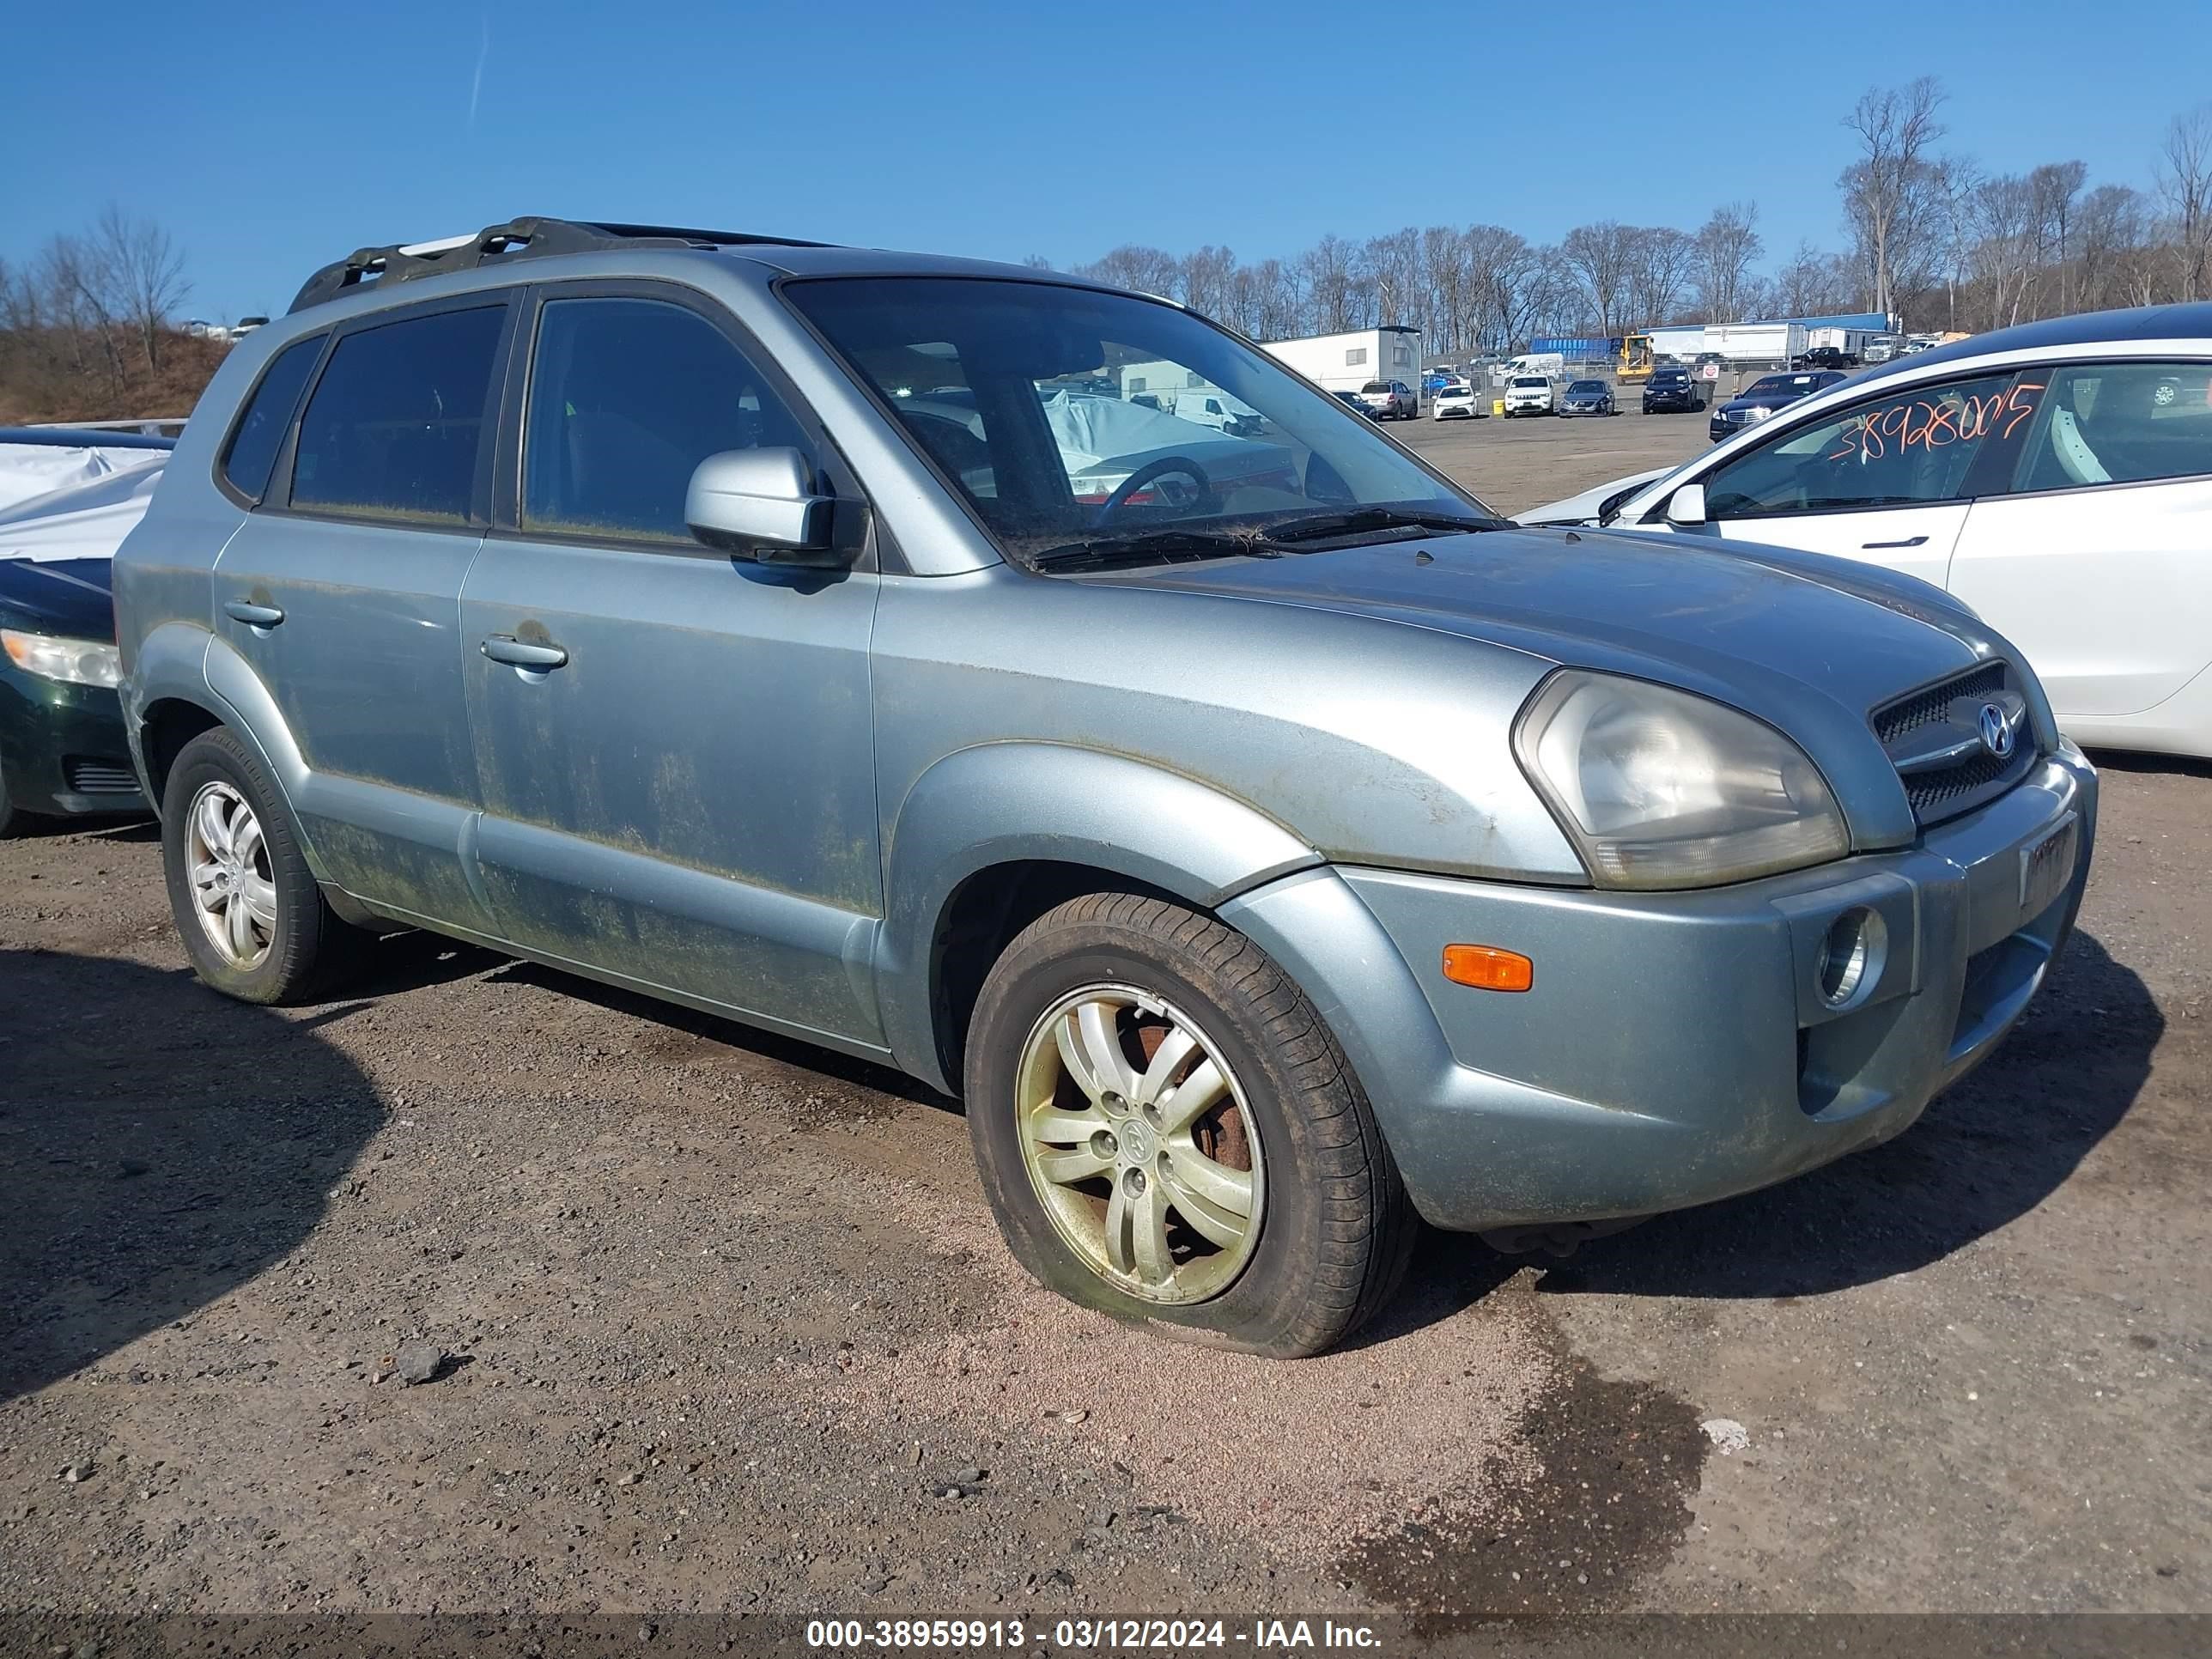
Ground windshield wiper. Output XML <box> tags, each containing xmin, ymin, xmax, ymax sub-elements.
<box><xmin>1260</xmin><ymin>507</ymin><xmax>1494</xmax><ymax>546</ymax></box>
<box><xmin>1030</xmin><ymin>528</ymin><xmax>1285</xmax><ymax>572</ymax></box>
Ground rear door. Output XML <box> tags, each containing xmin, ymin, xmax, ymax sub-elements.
<box><xmin>210</xmin><ymin>297</ymin><xmax>513</xmax><ymax>927</ymax></box>
<box><xmin>1949</xmin><ymin>358</ymin><xmax>2212</xmax><ymax>719</ymax></box>
<box><xmin>459</xmin><ymin>283</ymin><xmax>886</xmax><ymax>1048</ymax></box>
<box><xmin>1675</xmin><ymin>368</ymin><xmax>2029</xmax><ymax>587</ymax></box>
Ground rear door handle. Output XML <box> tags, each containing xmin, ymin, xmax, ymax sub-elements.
<box><xmin>222</xmin><ymin>599</ymin><xmax>285</xmax><ymax>627</ymax></box>
<box><xmin>1862</xmin><ymin>535</ymin><xmax>1929</xmax><ymax>550</ymax></box>
<box><xmin>481</xmin><ymin>635</ymin><xmax>568</xmax><ymax>670</ymax></box>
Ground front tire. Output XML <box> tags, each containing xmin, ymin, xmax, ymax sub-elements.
<box><xmin>964</xmin><ymin>893</ymin><xmax>1413</xmax><ymax>1358</ymax></box>
<box><xmin>161</xmin><ymin>726</ymin><xmax>366</xmax><ymax>1004</ymax></box>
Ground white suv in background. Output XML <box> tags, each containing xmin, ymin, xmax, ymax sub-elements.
<box><xmin>1354</xmin><ymin>380</ymin><xmax>1416</xmax><ymax>420</ymax></box>
<box><xmin>1503</xmin><ymin>375</ymin><xmax>1556</xmax><ymax>417</ymax></box>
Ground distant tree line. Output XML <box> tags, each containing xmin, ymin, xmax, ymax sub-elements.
<box><xmin>0</xmin><ymin>204</ymin><xmax>220</xmax><ymax>423</ymax></box>
<box><xmin>1047</xmin><ymin>83</ymin><xmax>2212</xmax><ymax>354</ymax></box>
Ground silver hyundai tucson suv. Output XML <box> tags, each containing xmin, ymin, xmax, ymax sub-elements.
<box><xmin>112</xmin><ymin>218</ymin><xmax>2097</xmax><ymax>1357</ymax></box>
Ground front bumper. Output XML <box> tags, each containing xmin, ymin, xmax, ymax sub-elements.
<box><xmin>1</xmin><ymin>664</ymin><xmax>149</xmax><ymax>820</ymax></box>
<box><xmin>1220</xmin><ymin>746</ymin><xmax>2097</xmax><ymax>1232</ymax></box>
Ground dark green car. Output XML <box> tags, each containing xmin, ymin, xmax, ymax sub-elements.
<box><xmin>0</xmin><ymin>428</ymin><xmax>167</xmax><ymax>835</ymax></box>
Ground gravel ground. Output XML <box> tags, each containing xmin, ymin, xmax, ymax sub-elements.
<box><xmin>1</xmin><ymin>420</ymin><xmax>2204</xmax><ymax>1624</ymax></box>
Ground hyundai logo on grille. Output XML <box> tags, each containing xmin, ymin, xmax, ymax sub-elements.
<box><xmin>1978</xmin><ymin>702</ymin><xmax>2017</xmax><ymax>758</ymax></box>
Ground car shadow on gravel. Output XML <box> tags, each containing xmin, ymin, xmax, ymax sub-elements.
<box><xmin>0</xmin><ymin>948</ymin><xmax>385</xmax><ymax>1404</ymax></box>
<box><xmin>1520</xmin><ymin>929</ymin><xmax>2160</xmax><ymax>1301</ymax></box>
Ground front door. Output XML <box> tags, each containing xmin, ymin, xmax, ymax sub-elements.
<box><xmin>210</xmin><ymin>298</ymin><xmax>513</xmax><ymax>927</ymax></box>
<box><xmin>459</xmin><ymin>288</ymin><xmax>886</xmax><ymax>1049</ymax></box>
<box><xmin>1674</xmin><ymin>368</ymin><xmax>2032</xmax><ymax>590</ymax></box>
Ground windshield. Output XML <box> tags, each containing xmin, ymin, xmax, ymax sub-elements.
<box><xmin>1510</xmin><ymin>377</ymin><xmax>1547</xmax><ymax>390</ymax></box>
<box><xmin>786</xmin><ymin>277</ymin><xmax>1491</xmax><ymax>564</ymax></box>
<box><xmin>1568</xmin><ymin>380</ymin><xmax>1604</xmax><ymax>394</ymax></box>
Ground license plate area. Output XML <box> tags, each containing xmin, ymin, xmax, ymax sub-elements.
<box><xmin>2019</xmin><ymin>812</ymin><xmax>2079</xmax><ymax>919</ymax></box>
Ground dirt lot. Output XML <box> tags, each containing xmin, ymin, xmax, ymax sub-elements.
<box><xmin>3</xmin><ymin>416</ymin><xmax>2206</xmax><ymax>1629</ymax></box>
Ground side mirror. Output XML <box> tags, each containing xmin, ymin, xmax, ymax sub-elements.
<box><xmin>685</xmin><ymin>448</ymin><xmax>845</xmax><ymax>567</ymax></box>
<box><xmin>1665</xmin><ymin>482</ymin><xmax>1708</xmax><ymax>527</ymax></box>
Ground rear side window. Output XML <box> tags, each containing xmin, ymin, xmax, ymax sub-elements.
<box><xmin>220</xmin><ymin>335</ymin><xmax>322</xmax><ymax>502</ymax></box>
<box><xmin>289</xmin><ymin>306</ymin><xmax>505</xmax><ymax>525</ymax></box>
<box><xmin>521</xmin><ymin>296</ymin><xmax>811</xmax><ymax>543</ymax></box>
<box><xmin>2004</xmin><ymin>362</ymin><xmax>2212</xmax><ymax>493</ymax></box>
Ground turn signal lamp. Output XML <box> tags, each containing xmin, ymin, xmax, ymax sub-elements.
<box><xmin>1441</xmin><ymin>945</ymin><xmax>1534</xmax><ymax>993</ymax></box>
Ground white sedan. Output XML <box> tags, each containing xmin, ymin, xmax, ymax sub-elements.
<box><xmin>1517</xmin><ymin>303</ymin><xmax>2212</xmax><ymax>759</ymax></box>
<box><xmin>1431</xmin><ymin>383</ymin><xmax>1483</xmax><ymax>420</ymax></box>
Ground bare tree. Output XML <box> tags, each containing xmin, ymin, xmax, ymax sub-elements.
<box><xmin>1838</xmin><ymin>76</ymin><xmax>1948</xmax><ymax>324</ymax></box>
<box><xmin>2159</xmin><ymin>104</ymin><xmax>2212</xmax><ymax>301</ymax></box>
<box><xmin>1626</xmin><ymin>226</ymin><xmax>1698</xmax><ymax>328</ymax></box>
<box><xmin>1774</xmin><ymin>240</ymin><xmax>1856</xmax><ymax>317</ymax></box>
<box><xmin>1297</xmin><ymin>234</ymin><xmax>1361</xmax><ymax>334</ymax></box>
<box><xmin>1966</xmin><ymin>173</ymin><xmax>2040</xmax><ymax>328</ymax></box>
<box><xmin>88</xmin><ymin>205</ymin><xmax>189</xmax><ymax>374</ymax></box>
<box><xmin>2028</xmin><ymin>160</ymin><xmax>2087</xmax><ymax>312</ymax></box>
<box><xmin>1558</xmin><ymin>221</ymin><xmax>1637</xmax><ymax>336</ymax></box>
<box><xmin>1178</xmin><ymin>245</ymin><xmax>1237</xmax><ymax>322</ymax></box>
<box><xmin>2076</xmin><ymin>183</ymin><xmax>2150</xmax><ymax>310</ymax></box>
<box><xmin>1694</xmin><ymin>202</ymin><xmax>1762</xmax><ymax>322</ymax></box>
<box><xmin>1077</xmin><ymin>245</ymin><xmax>1182</xmax><ymax>300</ymax></box>
<box><xmin>1357</xmin><ymin>228</ymin><xmax>1423</xmax><ymax>327</ymax></box>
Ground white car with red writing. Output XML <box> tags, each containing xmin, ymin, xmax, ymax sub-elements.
<box><xmin>1516</xmin><ymin>303</ymin><xmax>2212</xmax><ymax>759</ymax></box>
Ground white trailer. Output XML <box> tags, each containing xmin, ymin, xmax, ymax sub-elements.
<box><xmin>1647</xmin><ymin>324</ymin><xmax>1706</xmax><ymax>362</ymax></box>
<box><xmin>1707</xmin><ymin>321</ymin><xmax>1807</xmax><ymax>368</ymax></box>
<box><xmin>1261</xmin><ymin>327</ymin><xmax>1423</xmax><ymax>394</ymax></box>
<box><xmin>1804</xmin><ymin>325</ymin><xmax>1877</xmax><ymax>357</ymax></box>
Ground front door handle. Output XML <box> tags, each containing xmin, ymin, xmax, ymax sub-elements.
<box><xmin>222</xmin><ymin>599</ymin><xmax>285</xmax><ymax>627</ymax></box>
<box><xmin>481</xmin><ymin>635</ymin><xmax>568</xmax><ymax>670</ymax></box>
<box><xmin>1862</xmin><ymin>534</ymin><xmax>1929</xmax><ymax>550</ymax></box>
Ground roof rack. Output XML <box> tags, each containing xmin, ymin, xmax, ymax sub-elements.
<box><xmin>286</xmin><ymin>216</ymin><xmax>832</xmax><ymax>314</ymax></box>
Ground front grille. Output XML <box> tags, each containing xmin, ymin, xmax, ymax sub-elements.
<box><xmin>64</xmin><ymin>757</ymin><xmax>140</xmax><ymax>796</ymax></box>
<box><xmin>1869</xmin><ymin>662</ymin><xmax>2035</xmax><ymax>825</ymax></box>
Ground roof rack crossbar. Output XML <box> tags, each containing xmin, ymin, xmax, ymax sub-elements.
<box><xmin>286</xmin><ymin>216</ymin><xmax>831</xmax><ymax>314</ymax></box>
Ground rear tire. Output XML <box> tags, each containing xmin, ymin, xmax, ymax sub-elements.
<box><xmin>161</xmin><ymin>726</ymin><xmax>367</xmax><ymax>1004</ymax></box>
<box><xmin>964</xmin><ymin>893</ymin><xmax>1414</xmax><ymax>1358</ymax></box>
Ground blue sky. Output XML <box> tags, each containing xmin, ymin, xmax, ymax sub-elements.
<box><xmin>7</xmin><ymin>0</ymin><xmax>2204</xmax><ymax>320</ymax></box>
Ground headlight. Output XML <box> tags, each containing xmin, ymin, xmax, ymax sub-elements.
<box><xmin>1</xmin><ymin>628</ymin><xmax>123</xmax><ymax>689</ymax></box>
<box><xmin>1514</xmin><ymin>671</ymin><xmax>1849</xmax><ymax>889</ymax></box>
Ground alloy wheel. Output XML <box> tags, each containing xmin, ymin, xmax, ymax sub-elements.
<box><xmin>185</xmin><ymin>781</ymin><xmax>276</xmax><ymax>970</ymax></box>
<box><xmin>1013</xmin><ymin>983</ymin><xmax>1266</xmax><ymax>1304</ymax></box>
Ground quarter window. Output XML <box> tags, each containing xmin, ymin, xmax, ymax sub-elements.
<box><xmin>2003</xmin><ymin>362</ymin><xmax>2212</xmax><ymax>493</ymax></box>
<box><xmin>289</xmin><ymin>306</ymin><xmax>505</xmax><ymax>525</ymax></box>
<box><xmin>221</xmin><ymin>335</ymin><xmax>322</xmax><ymax>502</ymax></box>
<box><xmin>522</xmin><ymin>297</ymin><xmax>811</xmax><ymax>543</ymax></box>
<box><xmin>1703</xmin><ymin>371</ymin><xmax>2025</xmax><ymax>520</ymax></box>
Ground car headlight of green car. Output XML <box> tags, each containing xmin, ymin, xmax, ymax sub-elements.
<box><xmin>3</xmin><ymin>628</ymin><xmax>125</xmax><ymax>689</ymax></box>
<box><xmin>1514</xmin><ymin>669</ymin><xmax>1850</xmax><ymax>890</ymax></box>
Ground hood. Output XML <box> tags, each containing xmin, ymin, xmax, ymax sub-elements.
<box><xmin>1078</xmin><ymin>526</ymin><xmax>2003</xmax><ymax>844</ymax></box>
<box><xmin>1720</xmin><ymin>392</ymin><xmax>1806</xmax><ymax>412</ymax></box>
<box><xmin>1514</xmin><ymin>465</ymin><xmax>1677</xmax><ymax>526</ymax></box>
<box><xmin>0</xmin><ymin>556</ymin><xmax>118</xmax><ymax>640</ymax></box>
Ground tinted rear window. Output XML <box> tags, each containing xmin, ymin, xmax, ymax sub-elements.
<box><xmin>289</xmin><ymin>306</ymin><xmax>505</xmax><ymax>525</ymax></box>
<box><xmin>1361</xmin><ymin>382</ymin><xmax>1390</xmax><ymax>393</ymax></box>
<box><xmin>221</xmin><ymin>335</ymin><xmax>322</xmax><ymax>501</ymax></box>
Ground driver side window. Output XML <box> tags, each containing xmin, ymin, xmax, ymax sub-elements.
<box><xmin>1703</xmin><ymin>371</ymin><xmax>2027</xmax><ymax>520</ymax></box>
<box><xmin>522</xmin><ymin>295</ymin><xmax>811</xmax><ymax>544</ymax></box>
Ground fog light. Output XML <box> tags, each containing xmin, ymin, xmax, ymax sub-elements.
<box><xmin>1817</xmin><ymin>908</ymin><xmax>1887</xmax><ymax>1009</ymax></box>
